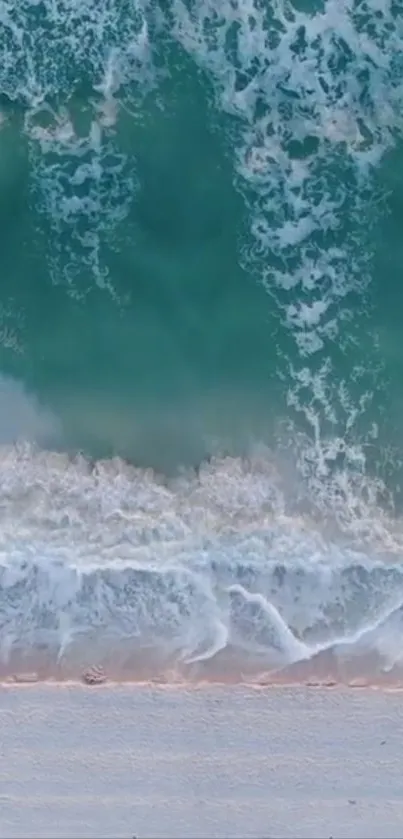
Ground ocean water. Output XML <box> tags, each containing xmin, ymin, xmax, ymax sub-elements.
<box><xmin>1</xmin><ymin>0</ymin><xmax>403</xmax><ymax>683</ymax></box>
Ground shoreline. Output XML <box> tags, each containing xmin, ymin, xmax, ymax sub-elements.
<box><xmin>2</xmin><ymin>642</ymin><xmax>403</xmax><ymax>688</ymax></box>
<box><xmin>3</xmin><ymin>675</ymin><xmax>403</xmax><ymax>690</ymax></box>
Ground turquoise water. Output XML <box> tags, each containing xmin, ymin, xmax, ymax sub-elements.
<box><xmin>1</xmin><ymin>0</ymin><xmax>402</xmax><ymax>475</ymax></box>
<box><xmin>1</xmin><ymin>0</ymin><xmax>403</xmax><ymax>682</ymax></box>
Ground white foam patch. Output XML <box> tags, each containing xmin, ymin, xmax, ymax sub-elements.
<box><xmin>0</xmin><ymin>0</ymin><xmax>155</xmax><ymax>105</ymax></box>
<box><xmin>167</xmin><ymin>0</ymin><xmax>403</xmax><ymax>493</ymax></box>
<box><xmin>26</xmin><ymin>107</ymin><xmax>139</xmax><ymax>295</ymax></box>
<box><xmin>0</xmin><ymin>0</ymin><xmax>156</xmax><ymax>294</ymax></box>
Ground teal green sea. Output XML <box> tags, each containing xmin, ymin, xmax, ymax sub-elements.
<box><xmin>1</xmin><ymin>0</ymin><xmax>402</xmax><ymax>482</ymax></box>
<box><xmin>1</xmin><ymin>0</ymin><xmax>403</xmax><ymax>683</ymax></box>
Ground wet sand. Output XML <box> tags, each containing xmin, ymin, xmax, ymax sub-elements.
<box><xmin>1</xmin><ymin>684</ymin><xmax>403</xmax><ymax>838</ymax></box>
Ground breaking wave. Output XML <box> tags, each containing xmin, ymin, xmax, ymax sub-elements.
<box><xmin>1</xmin><ymin>444</ymin><xmax>403</xmax><ymax>684</ymax></box>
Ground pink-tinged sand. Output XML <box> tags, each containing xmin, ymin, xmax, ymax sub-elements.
<box><xmin>1</xmin><ymin>685</ymin><xmax>403</xmax><ymax>838</ymax></box>
<box><xmin>2</xmin><ymin>641</ymin><xmax>403</xmax><ymax>687</ymax></box>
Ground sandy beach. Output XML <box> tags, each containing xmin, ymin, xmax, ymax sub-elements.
<box><xmin>1</xmin><ymin>684</ymin><xmax>403</xmax><ymax>838</ymax></box>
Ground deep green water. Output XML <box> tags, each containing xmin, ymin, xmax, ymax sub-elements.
<box><xmin>1</xmin><ymin>0</ymin><xmax>403</xmax><ymax>491</ymax></box>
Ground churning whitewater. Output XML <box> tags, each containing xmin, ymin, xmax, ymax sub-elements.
<box><xmin>1</xmin><ymin>443</ymin><xmax>403</xmax><ymax>683</ymax></box>
<box><xmin>0</xmin><ymin>0</ymin><xmax>403</xmax><ymax>682</ymax></box>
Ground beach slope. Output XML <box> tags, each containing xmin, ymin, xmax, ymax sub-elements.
<box><xmin>1</xmin><ymin>685</ymin><xmax>403</xmax><ymax>838</ymax></box>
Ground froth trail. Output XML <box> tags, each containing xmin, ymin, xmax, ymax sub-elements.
<box><xmin>1</xmin><ymin>444</ymin><xmax>403</xmax><ymax>685</ymax></box>
<box><xmin>171</xmin><ymin>0</ymin><xmax>403</xmax><ymax>485</ymax></box>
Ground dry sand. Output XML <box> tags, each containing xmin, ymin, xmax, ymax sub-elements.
<box><xmin>1</xmin><ymin>684</ymin><xmax>403</xmax><ymax>838</ymax></box>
